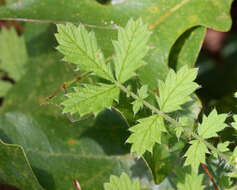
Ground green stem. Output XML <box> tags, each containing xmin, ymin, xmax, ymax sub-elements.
<box><xmin>115</xmin><ymin>81</ymin><xmax>231</xmax><ymax>164</ymax></box>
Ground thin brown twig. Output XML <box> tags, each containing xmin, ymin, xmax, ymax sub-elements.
<box><xmin>40</xmin><ymin>71</ymin><xmax>90</xmax><ymax>106</ymax></box>
<box><xmin>201</xmin><ymin>163</ymin><xmax>219</xmax><ymax>190</ymax></box>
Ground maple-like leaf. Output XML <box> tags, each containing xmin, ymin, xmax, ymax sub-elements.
<box><xmin>184</xmin><ymin>140</ymin><xmax>208</xmax><ymax>173</ymax></box>
<box><xmin>104</xmin><ymin>173</ymin><xmax>140</xmax><ymax>190</ymax></box>
<box><xmin>126</xmin><ymin>115</ymin><xmax>166</xmax><ymax>156</ymax></box>
<box><xmin>156</xmin><ymin>66</ymin><xmax>199</xmax><ymax>113</ymax></box>
<box><xmin>213</xmin><ymin>141</ymin><xmax>230</xmax><ymax>158</ymax></box>
<box><xmin>62</xmin><ymin>84</ymin><xmax>120</xmax><ymax>116</ymax></box>
<box><xmin>55</xmin><ymin>23</ymin><xmax>114</xmax><ymax>81</ymax></box>
<box><xmin>113</xmin><ymin>19</ymin><xmax>151</xmax><ymax>83</ymax></box>
<box><xmin>177</xmin><ymin>173</ymin><xmax>204</xmax><ymax>190</ymax></box>
<box><xmin>184</xmin><ymin>109</ymin><xmax>227</xmax><ymax>173</ymax></box>
<box><xmin>132</xmin><ymin>85</ymin><xmax>148</xmax><ymax>115</ymax></box>
<box><xmin>197</xmin><ymin>109</ymin><xmax>227</xmax><ymax>139</ymax></box>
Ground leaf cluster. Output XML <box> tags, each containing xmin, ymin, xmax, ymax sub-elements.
<box><xmin>54</xmin><ymin>18</ymin><xmax>237</xmax><ymax>189</ymax></box>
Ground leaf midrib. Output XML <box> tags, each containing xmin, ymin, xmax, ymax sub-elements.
<box><xmin>72</xmin><ymin>85</ymin><xmax>118</xmax><ymax>104</ymax></box>
<box><xmin>160</xmin><ymin>71</ymin><xmax>192</xmax><ymax>112</ymax></box>
<box><xmin>117</xmin><ymin>23</ymin><xmax>140</xmax><ymax>82</ymax></box>
<box><xmin>60</xmin><ymin>27</ymin><xmax>113</xmax><ymax>81</ymax></box>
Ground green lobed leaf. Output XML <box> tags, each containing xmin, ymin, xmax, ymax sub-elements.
<box><xmin>184</xmin><ymin>140</ymin><xmax>209</xmax><ymax>173</ymax></box>
<box><xmin>156</xmin><ymin>66</ymin><xmax>199</xmax><ymax>113</ymax></box>
<box><xmin>0</xmin><ymin>81</ymin><xmax>12</xmax><ymax>97</ymax></box>
<box><xmin>132</xmin><ymin>100</ymin><xmax>143</xmax><ymax>116</ymax></box>
<box><xmin>0</xmin><ymin>27</ymin><xmax>28</xmax><ymax>81</ymax></box>
<box><xmin>113</xmin><ymin>19</ymin><xmax>151</xmax><ymax>83</ymax></box>
<box><xmin>197</xmin><ymin>109</ymin><xmax>227</xmax><ymax>139</ymax></box>
<box><xmin>137</xmin><ymin>85</ymin><xmax>149</xmax><ymax>100</ymax></box>
<box><xmin>213</xmin><ymin>141</ymin><xmax>230</xmax><ymax>158</ymax></box>
<box><xmin>172</xmin><ymin>95</ymin><xmax>202</xmax><ymax>139</ymax></box>
<box><xmin>217</xmin><ymin>141</ymin><xmax>230</xmax><ymax>152</ymax></box>
<box><xmin>0</xmin><ymin>22</ymin><xmax>151</xmax><ymax>190</ymax></box>
<box><xmin>176</xmin><ymin>172</ymin><xmax>204</xmax><ymax>190</ymax></box>
<box><xmin>184</xmin><ymin>109</ymin><xmax>228</xmax><ymax>173</ymax></box>
<box><xmin>0</xmin><ymin>0</ymin><xmax>233</xmax><ymax>94</ymax></box>
<box><xmin>0</xmin><ymin>111</ymin><xmax>151</xmax><ymax>190</ymax></box>
<box><xmin>104</xmin><ymin>173</ymin><xmax>140</xmax><ymax>190</ymax></box>
<box><xmin>132</xmin><ymin>85</ymin><xmax>149</xmax><ymax>115</ymax></box>
<box><xmin>126</xmin><ymin>115</ymin><xmax>166</xmax><ymax>156</ymax></box>
<box><xmin>62</xmin><ymin>83</ymin><xmax>120</xmax><ymax>116</ymax></box>
<box><xmin>0</xmin><ymin>0</ymin><xmax>232</xmax><ymax>67</ymax></box>
<box><xmin>0</xmin><ymin>140</ymin><xmax>44</xmax><ymax>190</ymax></box>
<box><xmin>55</xmin><ymin>23</ymin><xmax>114</xmax><ymax>81</ymax></box>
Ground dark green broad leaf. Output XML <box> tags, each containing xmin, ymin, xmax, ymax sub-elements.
<box><xmin>0</xmin><ymin>26</ymin><xmax>29</xmax><ymax>98</ymax></box>
<box><xmin>0</xmin><ymin>53</ymin><xmax>151</xmax><ymax>189</ymax></box>
<box><xmin>169</xmin><ymin>26</ymin><xmax>206</xmax><ymax>71</ymax></box>
<box><xmin>0</xmin><ymin>0</ymin><xmax>233</xmax><ymax>89</ymax></box>
<box><xmin>0</xmin><ymin>27</ymin><xmax>28</xmax><ymax>82</ymax></box>
<box><xmin>0</xmin><ymin>23</ymin><xmax>151</xmax><ymax>190</ymax></box>
<box><xmin>0</xmin><ymin>111</ymin><xmax>152</xmax><ymax>190</ymax></box>
<box><xmin>0</xmin><ymin>140</ymin><xmax>44</xmax><ymax>190</ymax></box>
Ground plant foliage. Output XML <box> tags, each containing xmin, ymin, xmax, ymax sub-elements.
<box><xmin>53</xmin><ymin>19</ymin><xmax>237</xmax><ymax>188</ymax></box>
<box><xmin>0</xmin><ymin>1</ymin><xmax>236</xmax><ymax>190</ymax></box>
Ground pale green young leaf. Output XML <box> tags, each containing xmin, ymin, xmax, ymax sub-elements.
<box><xmin>62</xmin><ymin>84</ymin><xmax>120</xmax><ymax>116</ymax></box>
<box><xmin>217</xmin><ymin>141</ymin><xmax>230</xmax><ymax>152</ymax></box>
<box><xmin>55</xmin><ymin>23</ymin><xmax>113</xmax><ymax>81</ymax></box>
<box><xmin>175</xmin><ymin>117</ymin><xmax>191</xmax><ymax>139</ymax></box>
<box><xmin>231</xmin><ymin>115</ymin><xmax>237</xmax><ymax>130</ymax></box>
<box><xmin>0</xmin><ymin>81</ymin><xmax>12</xmax><ymax>97</ymax></box>
<box><xmin>126</xmin><ymin>115</ymin><xmax>166</xmax><ymax>156</ymax></box>
<box><xmin>184</xmin><ymin>140</ymin><xmax>209</xmax><ymax>173</ymax></box>
<box><xmin>104</xmin><ymin>173</ymin><xmax>140</xmax><ymax>190</ymax></box>
<box><xmin>113</xmin><ymin>19</ymin><xmax>151</xmax><ymax>83</ymax></box>
<box><xmin>137</xmin><ymin>85</ymin><xmax>148</xmax><ymax>99</ymax></box>
<box><xmin>156</xmin><ymin>66</ymin><xmax>199</xmax><ymax>113</ymax></box>
<box><xmin>213</xmin><ymin>141</ymin><xmax>230</xmax><ymax>158</ymax></box>
<box><xmin>132</xmin><ymin>100</ymin><xmax>143</xmax><ymax>115</ymax></box>
<box><xmin>175</xmin><ymin>126</ymin><xmax>184</xmax><ymax>140</ymax></box>
<box><xmin>177</xmin><ymin>173</ymin><xmax>204</xmax><ymax>190</ymax></box>
<box><xmin>132</xmin><ymin>85</ymin><xmax>148</xmax><ymax>115</ymax></box>
<box><xmin>197</xmin><ymin>109</ymin><xmax>227</xmax><ymax>139</ymax></box>
<box><xmin>0</xmin><ymin>27</ymin><xmax>28</xmax><ymax>81</ymax></box>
